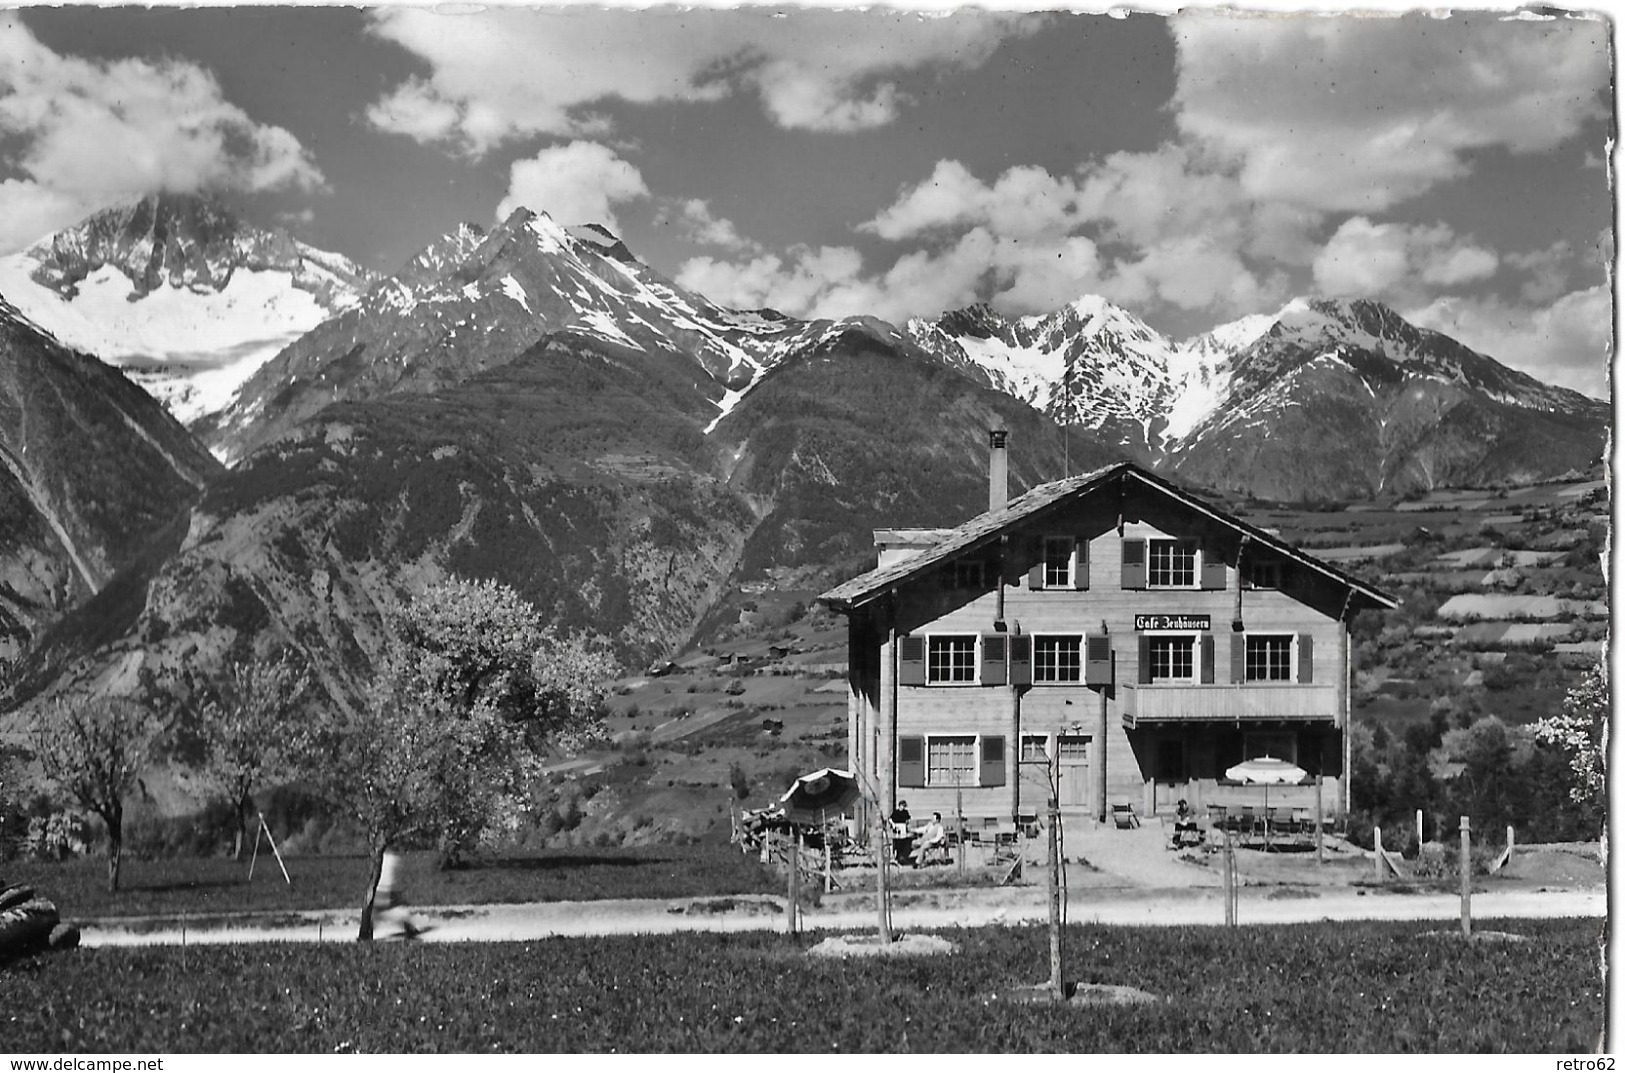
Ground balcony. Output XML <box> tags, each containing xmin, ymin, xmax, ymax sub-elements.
<box><xmin>1121</xmin><ymin>684</ymin><xmax>1340</xmax><ymax>727</ymax></box>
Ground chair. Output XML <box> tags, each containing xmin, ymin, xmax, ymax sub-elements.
<box><xmin>1291</xmin><ymin>809</ymin><xmax>1315</xmax><ymax>841</ymax></box>
<box><xmin>1110</xmin><ymin>801</ymin><xmax>1140</xmax><ymax>829</ymax></box>
<box><xmin>1232</xmin><ymin>806</ymin><xmax>1258</xmax><ymax>841</ymax></box>
<box><xmin>1208</xmin><ymin>804</ymin><xmax>1229</xmax><ymax>831</ymax></box>
<box><xmin>916</xmin><ymin>838</ymin><xmax>952</xmax><ymax>867</ymax></box>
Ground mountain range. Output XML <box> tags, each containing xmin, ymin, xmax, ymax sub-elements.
<box><xmin>0</xmin><ymin>193</ymin><xmax>1607</xmax><ymax>714</ymax></box>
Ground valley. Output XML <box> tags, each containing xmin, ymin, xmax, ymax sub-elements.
<box><xmin>0</xmin><ymin>193</ymin><xmax>1608</xmax><ymax>861</ymax></box>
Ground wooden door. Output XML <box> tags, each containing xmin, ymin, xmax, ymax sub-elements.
<box><xmin>1056</xmin><ymin>734</ymin><xmax>1091</xmax><ymax>808</ymax></box>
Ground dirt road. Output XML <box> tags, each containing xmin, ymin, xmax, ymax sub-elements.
<box><xmin>80</xmin><ymin>882</ymin><xmax>1604</xmax><ymax>947</ymax></box>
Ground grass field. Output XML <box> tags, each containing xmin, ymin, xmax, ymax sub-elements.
<box><xmin>0</xmin><ymin>917</ymin><xmax>1602</xmax><ymax>1052</ymax></box>
<box><xmin>3</xmin><ymin>846</ymin><xmax>779</xmax><ymax>919</ymax></box>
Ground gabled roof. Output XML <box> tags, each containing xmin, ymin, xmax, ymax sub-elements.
<box><xmin>818</xmin><ymin>461</ymin><xmax>1398</xmax><ymax>612</ymax></box>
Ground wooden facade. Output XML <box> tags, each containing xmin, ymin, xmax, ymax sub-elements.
<box><xmin>820</xmin><ymin>457</ymin><xmax>1395</xmax><ymax>830</ymax></box>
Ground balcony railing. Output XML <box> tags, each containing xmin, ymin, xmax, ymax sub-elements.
<box><xmin>1121</xmin><ymin>684</ymin><xmax>1340</xmax><ymax>727</ymax></box>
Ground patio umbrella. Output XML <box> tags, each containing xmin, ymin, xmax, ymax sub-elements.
<box><xmin>1225</xmin><ymin>756</ymin><xmax>1308</xmax><ymax>851</ymax></box>
<box><xmin>779</xmin><ymin>768</ymin><xmax>862</xmax><ymax>895</ymax></box>
<box><xmin>778</xmin><ymin>768</ymin><xmax>861</xmax><ymax>825</ymax></box>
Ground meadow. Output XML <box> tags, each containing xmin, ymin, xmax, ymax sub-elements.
<box><xmin>1</xmin><ymin>917</ymin><xmax>1602</xmax><ymax>1052</ymax></box>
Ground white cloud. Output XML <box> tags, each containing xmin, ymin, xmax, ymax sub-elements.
<box><xmin>859</xmin><ymin>149</ymin><xmax>1304</xmax><ymax>322</ymax></box>
<box><xmin>366</xmin><ymin>78</ymin><xmax>463</xmax><ymax>144</ymax></box>
<box><xmin>1312</xmin><ymin>217</ymin><xmax>1499</xmax><ymax>301</ymax></box>
<box><xmin>677</xmin><ymin>246</ymin><xmax>865</xmax><ymax>315</ymax></box>
<box><xmin>678</xmin><ymin>225</ymin><xmax>1108</xmax><ymax>325</ymax></box>
<box><xmin>658</xmin><ymin>199</ymin><xmax>756</xmax><ymax>252</ymax></box>
<box><xmin>1171</xmin><ymin>13</ymin><xmax>1610</xmax><ymax>212</ymax></box>
<box><xmin>366</xmin><ymin>9</ymin><xmax>1040</xmax><ymax>152</ymax></box>
<box><xmin>1404</xmin><ymin>286</ymin><xmax>1611</xmax><ymax>400</ymax></box>
<box><xmin>495</xmin><ymin>142</ymin><xmax>649</xmax><ymax>231</ymax></box>
<box><xmin>0</xmin><ymin>17</ymin><xmax>324</xmax><ymax>252</ymax></box>
<box><xmin>0</xmin><ymin>178</ymin><xmax>97</xmax><ymax>252</ymax></box>
<box><xmin>1104</xmin><ymin>236</ymin><xmax>1278</xmax><ymax>314</ymax></box>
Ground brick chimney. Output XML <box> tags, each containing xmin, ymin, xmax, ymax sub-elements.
<box><xmin>989</xmin><ymin>429</ymin><xmax>1009</xmax><ymax>512</ymax></box>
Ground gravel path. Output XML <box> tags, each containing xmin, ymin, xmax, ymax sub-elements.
<box><xmin>78</xmin><ymin>883</ymin><xmax>1604</xmax><ymax>947</ymax></box>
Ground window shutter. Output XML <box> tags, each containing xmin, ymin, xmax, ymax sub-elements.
<box><xmin>898</xmin><ymin>635</ymin><xmax>926</xmax><ymax>686</ymax></box>
<box><xmin>1027</xmin><ymin>536</ymin><xmax>1045</xmax><ymax>590</ymax></box>
<box><xmin>980</xmin><ymin>735</ymin><xmax>1006</xmax><ymax>787</ymax></box>
<box><xmin>898</xmin><ymin>736</ymin><xmax>925</xmax><ymax>788</ymax></box>
<box><xmin>1138</xmin><ymin>634</ymin><xmax>1153</xmax><ymax>684</ymax></box>
<box><xmin>1121</xmin><ymin>538</ymin><xmax>1147</xmax><ymax>589</ymax></box>
<box><xmin>1201</xmin><ymin>545</ymin><xmax>1227</xmax><ymax>590</ymax></box>
<box><xmin>1085</xmin><ymin>634</ymin><xmax>1112</xmax><ymax>686</ymax></box>
<box><xmin>982</xmin><ymin>634</ymin><xmax>1008</xmax><ymax>687</ymax></box>
<box><xmin>1200</xmin><ymin>634</ymin><xmax>1215</xmax><ymax>683</ymax></box>
<box><xmin>1073</xmin><ymin>537</ymin><xmax>1090</xmax><ymax>590</ymax></box>
<box><xmin>1009</xmin><ymin>635</ymin><xmax>1032</xmax><ymax>686</ymax></box>
<box><xmin>1297</xmin><ymin>633</ymin><xmax>1314</xmax><ymax>683</ymax></box>
<box><xmin>1230</xmin><ymin>633</ymin><xmax>1246</xmax><ymax>683</ymax></box>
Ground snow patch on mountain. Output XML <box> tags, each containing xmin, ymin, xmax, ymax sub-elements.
<box><xmin>0</xmin><ymin>257</ymin><xmax>336</xmax><ymax>424</ymax></box>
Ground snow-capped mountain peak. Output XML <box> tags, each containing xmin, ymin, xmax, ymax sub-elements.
<box><xmin>0</xmin><ymin>193</ymin><xmax>375</xmax><ymax>427</ymax></box>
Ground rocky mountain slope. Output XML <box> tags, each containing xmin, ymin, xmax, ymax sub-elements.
<box><xmin>0</xmin><ymin>194</ymin><xmax>373</xmax><ymax>428</ymax></box>
<box><xmin>0</xmin><ymin>295</ymin><xmax>222</xmax><ymax>675</ymax></box>
<box><xmin>200</xmin><ymin>209</ymin><xmax>880</xmax><ymax>464</ymax></box>
<box><xmin>8</xmin><ymin>320</ymin><xmax>1072</xmax><ymax>714</ymax></box>
<box><xmin>1163</xmin><ymin>298</ymin><xmax>1608</xmax><ymax>500</ymax></box>
<box><xmin>909</xmin><ymin>295</ymin><xmax>1607</xmax><ymax>498</ymax></box>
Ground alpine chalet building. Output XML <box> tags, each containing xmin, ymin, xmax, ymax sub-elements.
<box><xmin>818</xmin><ymin>433</ymin><xmax>1396</xmax><ymax>832</ymax></box>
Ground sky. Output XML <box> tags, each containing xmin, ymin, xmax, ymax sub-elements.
<box><xmin>0</xmin><ymin>4</ymin><xmax>1613</xmax><ymax>398</ymax></box>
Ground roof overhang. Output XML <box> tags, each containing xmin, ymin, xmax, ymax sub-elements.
<box><xmin>817</xmin><ymin>462</ymin><xmax>1398</xmax><ymax>614</ymax></box>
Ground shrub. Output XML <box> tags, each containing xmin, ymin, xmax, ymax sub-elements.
<box><xmin>728</xmin><ymin>763</ymin><xmax>751</xmax><ymax>802</ymax></box>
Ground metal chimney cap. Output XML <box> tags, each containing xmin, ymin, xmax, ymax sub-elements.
<box><xmin>989</xmin><ymin>429</ymin><xmax>1009</xmax><ymax>447</ymax></box>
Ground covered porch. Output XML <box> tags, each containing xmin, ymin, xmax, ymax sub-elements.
<box><xmin>1120</xmin><ymin>715</ymin><xmax>1344</xmax><ymax>825</ymax></box>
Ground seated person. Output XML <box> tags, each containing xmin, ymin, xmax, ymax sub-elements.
<box><xmin>890</xmin><ymin>800</ymin><xmax>914</xmax><ymax>864</ymax></box>
<box><xmin>1171</xmin><ymin>799</ymin><xmax>1201</xmax><ymax>847</ymax></box>
<box><xmin>915</xmin><ymin>812</ymin><xmax>948</xmax><ymax>865</ymax></box>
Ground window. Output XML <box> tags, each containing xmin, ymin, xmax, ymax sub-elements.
<box><xmin>927</xmin><ymin>736</ymin><xmax>977</xmax><ymax>786</ymax></box>
<box><xmin>1148</xmin><ymin>539</ymin><xmax>1197</xmax><ymax>587</ymax></box>
<box><xmin>1057</xmin><ymin>735</ymin><xmax>1089</xmax><ymax>763</ymax></box>
<box><xmin>1245</xmin><ymin>635</ymin><xmax>1293</xmax><ymax>681</ymax></box>
<box><xmin>1043</xmin><ymin>536</ymin><xmax>1075</xmax><ymax>587</ymax></box>
<box><xmin>1019</xmin><ymin>735</ymin><xmax>1049</xmax><ymax>762</ymax></box>
<box><xmin>950</xmin><ymin>559</ymin><xmax>984</xmax><ymax>589</ymax></box>
<box><xmin>1033</xmin><ymin>635</ymin><xmax>1082</xmax><ymax>683</ymax></box>
<box><xmin>1147</xmin><ymin>635</ymin><xmax>1196</xmax><ymax>682</ymax></box>
<box><xmin>1246</xmin><ymin>559</ymin><xmax>1281</xmax><ymax>589</ymax></box>
<box><xmin>926</xmin><ymin>635</ymin><xmax>977</xmax><ymax>683</ymax></box>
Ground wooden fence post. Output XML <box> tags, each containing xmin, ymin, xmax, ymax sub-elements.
<box><xmin>1416</xmin><ymin>808</ymin><xmax>1424</xmax><ymax>852</ymax></box>
<box><xmin>1374</xmin><ymin>825</ymin><xmax>1385</xmax><ymax>880</ymax></box>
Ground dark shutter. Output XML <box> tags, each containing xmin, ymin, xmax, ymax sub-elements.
<box><xmin>982</xmin><ymin>634</ymin><xmax>1008</xmax><ymax>687</ymax></box>
<box><xmin>1121</xmin><ymin>538</ymin><xmax>1147</xmax><ymax>589</ymax></box>
<box><xmin>980</xmin><ymin>735</ymin><xmax>1006</xmax><ymax>787</ymax></box>
<box><xmin>1009</xmin><ymin>635</ymin><xmax>1032</xmax><ymax>686</ymax></box>
<box><xmin>1297</xmin><ymin>633</ymin><xmax>1314</xmax><ymax>683</ymax></box>
<box><xmin>1085</xmin><ymin>634</ymin><xmax>1112</xmax><ymax>686</ymax></box>
<box><xmin>1201</xmin><ymin>544</ymin><xmax>1227</xmax><ymax>590</ymax></box>
<box><xmin>1230</xmin><ymin>633</ymin><xmax>1246</xmax><ymax>683</ymax></box>
<box><xmin>898</xmin><ymin>736</ymin><xmax>925</xmax><ymax>788</ymax></box>
<box><xmin>898</xmin><ymin>635</ymin><xmax>926</xmax><ymax>686</ymax></box>
<box><xmin>1074</xmin><ymin>537</ymin><xmax>1090</xmax><ymax>590</ymax></box>
<box><xmin>1138</xmin><ymin>634</ymin><xmax>1153</xmax><ymax>684</ymax></box>
<box><xmin>1200</xmin><ymin>634</ymin><xmax>1215</xmax><ymax>683</ymax></box>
